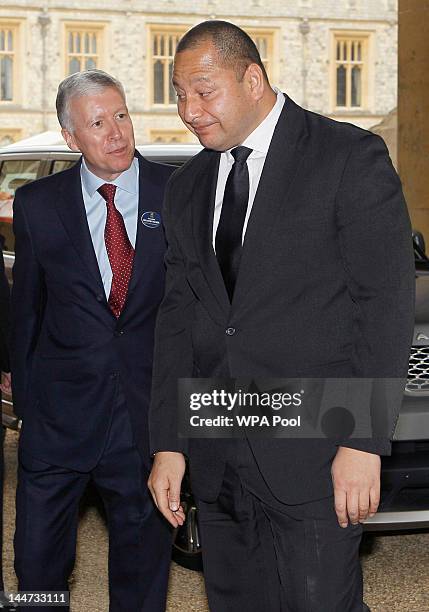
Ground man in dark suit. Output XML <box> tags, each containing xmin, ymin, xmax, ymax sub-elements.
<box><xmin>10</xmin><ymin>70</ymin><xmax>173</xmax><ymax>611</ymax></box>
<box><xmin>148</xmin><ymin>21</ymin><xmax>415</xmax><ymax>612</ymax></box>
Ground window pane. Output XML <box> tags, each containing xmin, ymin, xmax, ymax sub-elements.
<box><xmin>0</xmin><ymin>31</ymin><xmax>4</xmax><ymax>52</ymax></box>
<box><xmin>256</xmin><ymin>37</ymin><xmax>267</xmax><ymax>58</ymax></box>
<box><xmin>154</xmin><ymin>60</ymin><xmax>164</xmax><ymax>103</ymax></box>
<box><xmin>357</xmin><ymin>42</ymin><xmax>362</xmax><ymax>61</ymax></box>
<box><xmin>68</xmin><ymin>57</ymin><xmax>81</xmax><ymax>75</ymax></box>
<box><xmin>7</xmin><ymin>30</ymin><xmax>12</xmax><ymax>51</ymax></box>
<box><xmin>91</xmin><ymin>34</ymin><xmax>97</xmax><ymax>54</ymax></box>
<box><xmin>76</xmin><ymin>33</ymin><xmax>81</xmax><ymax>53</ymax></box>
<box><xmin>336</xmin><ymin>65</ymin><xmax>346</xmax><ymax>106</ymax></box>
<box><xmin>68</xmin><ymin>31</ymin><xmax>73</xmax><ymax>52</ymax></box>
<box><xmin>351</xmin><ymin>65</ymin><xmax>361</xmax><ymax>107</ymax></box>
<box><xmin>84</xmin><ymin>33</ymin><xmax>90</xmax><ymax>54</ymax></box>
<box><xmin>51</xmin><ymin>160</ymin><xmax>77</xmax><ymax>174</ymax></box>
<box><xmin>160</xmin><ymin>35</ymin><xmax>164</xmax><ymax>56</ymax></box>
<box><xmin>0</xmin><ymin>56</ymin><xmax>13</xmax><ymax>101</ymax></box>
<box><xmin>0</xmin><ymin>160</ymin><xmax>42</xmax><ymax>252</ymax></box>
<box><xmin>85</xmin><ymin>57</ymin><xmax>96</xmax><ymax>70</ymax></box>
<box><xmin>168</xmin><ymin>61</ymin><xmax>175</xmax><ymax>104</ymax></box>
<box><xmin>336</xmin><ymin>41</ymin><xmax>340</xmax><ymax>61</ymax></box>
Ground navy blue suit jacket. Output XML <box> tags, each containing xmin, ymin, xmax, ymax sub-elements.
<box><xmin>11</xmin><ymin>151</ymin><xmax>173</xmax><ymax>471</ymax></box>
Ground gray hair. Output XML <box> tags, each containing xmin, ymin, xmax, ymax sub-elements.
<box><xmin>56</xmin><ymin>69</ymin><xmax>126</xmax><ymax>132</ymax></box>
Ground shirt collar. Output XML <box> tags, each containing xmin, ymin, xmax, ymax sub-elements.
<box><xmin>81</xmin><ymin>155</ymin><xmax>138</xmax><ymax>198</ymax></box>
<box><xmin>225</xmin><ymin>88</ymin><xmax>285</xmax><ymax>162</ymax></box>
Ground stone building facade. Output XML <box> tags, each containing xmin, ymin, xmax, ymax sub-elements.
<box><xmin>0</xmin><ymin>0</ymin><xmax>398</xmax><ymax>146</ymax></box>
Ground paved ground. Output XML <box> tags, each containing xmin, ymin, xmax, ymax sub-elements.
<box><xmin>3</xmin><ymin>430</ymin><xmax>429</xmax><ymax>611</ymax></box>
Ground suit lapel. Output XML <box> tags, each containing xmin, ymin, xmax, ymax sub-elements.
<box><xmin>126</xmin><ymin>152</ymin><xmax>163</xmax><ymax>297</ymax></box>
<box><xmin>232</xmin><ymin>95</ymin><xmax>309</xmax><ymax>309</ymax></box>
<box><xmin>191</xmin><ymin>150</ymin><xmax>230</xmax><ymax>314</ymax></box>
<box><xmin>55</xmin><ymin>159</ymin><xmax>105</xmax><ymax>292</ymax></box>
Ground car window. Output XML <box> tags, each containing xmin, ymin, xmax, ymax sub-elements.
<box><xmin>51</xmin><ymin>160</ymin><xmax>77</xmax><ymax>174</ymax></box>
<box><xmin>0</xmin><ymin>159</ymin><xmax>42</xmax><ymax>253</ymax></box>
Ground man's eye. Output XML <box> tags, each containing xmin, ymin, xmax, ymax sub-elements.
<box><xmin>117</xmin><ymin>113</ymin><xmax>127</xmax><ymax>119</ymax></box>
<box><xmin>93</xmin><ymin>120</ymin><xmax>102</xmax><ymax>128</ymax></box>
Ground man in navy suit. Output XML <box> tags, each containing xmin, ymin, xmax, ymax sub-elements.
<box><xmin>10</xmin><ymin>70</ymin><xmax>173</xmax><ymax>611</ymax></box>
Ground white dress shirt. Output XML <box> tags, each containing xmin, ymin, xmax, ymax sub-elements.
<box><xmin>212</xmin><ymin>88</ymin><xmax>285</xmax><ymax>249</ymax></box>
<box><xmin>80</xmin><ymin>156</ymin><xmax>139</xmax><ymax>298</ymax></box>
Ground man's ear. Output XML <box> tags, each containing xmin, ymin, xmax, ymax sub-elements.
<box><xmin>245</xmin><ymin>63</ymin><xmax>265</xmax><ymax>101</ymax></box>
<box><xmin>61</xmin><ymin>127</ymin><xmax>80</xmax><ymax>152</ymax></box>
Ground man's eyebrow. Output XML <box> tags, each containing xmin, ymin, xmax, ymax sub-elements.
<box><xmin>85</xmin><ymin>106</ymin><xmax>126</xmax><ymax>124</ymax></box>
<box><xmin>193</xmin><ymin>76</ymin><xmax>214</xmax><ymax>84</ymax></box>
<box><xmin>172</xmin><ymin>75</ymin><xmax>215</xmax><ymax>87</ymax></box>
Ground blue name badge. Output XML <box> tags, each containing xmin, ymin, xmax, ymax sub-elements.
<box><xmin>141</xmin><ymin>211</ymin><xmax>161</xmax><ymax>229</ymax></box>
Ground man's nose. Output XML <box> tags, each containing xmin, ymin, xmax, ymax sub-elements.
<box><xmin>107</xmin><ymin>120</ymin><xmax>122</xmax><ymax>140</ymax></box>
<box><xmin>182</xmin><ymin>97</ymin><xmax>202</xmax><ymax>124</ymax></box>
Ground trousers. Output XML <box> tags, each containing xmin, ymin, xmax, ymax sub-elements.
<box><xmin>14</xmin><ymin>391</ymin><xmax>172</xmax><ymax>612</ymax></box>
<box><xmin>196</xmin><ymin>439</ymin><xmax>367</xmax><ymax>612</ymax></box>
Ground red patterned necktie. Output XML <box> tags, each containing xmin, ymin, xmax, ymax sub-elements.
<box><xmin>97</xmin><ymin>183</ymin><xmax>135</xmax><ymax>318</ymax></box>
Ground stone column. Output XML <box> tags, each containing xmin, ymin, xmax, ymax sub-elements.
<box><xmin>398</xmin><ymin>0</ymin><xmax>429</xmax><ymax>239</ymax></box>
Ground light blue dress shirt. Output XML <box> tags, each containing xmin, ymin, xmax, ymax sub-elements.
<box><xmin>80</xmin><ymin>157</ymin><xmax>139</xmax><ymax>298</ymax></box>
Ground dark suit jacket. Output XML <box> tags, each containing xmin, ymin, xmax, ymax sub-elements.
<box><xmin>149</xmin><ymin>95</ymin><xmax>415</xmax><ymax>504</ymax></box>
<box><xmin>11</xmin><ymin>152</ymin><xmax>173</xmax><ymax>471</ymax></box>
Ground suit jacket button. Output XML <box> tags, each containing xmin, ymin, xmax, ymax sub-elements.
<box><xmin>96</xmin><ymin>294</ymin><xmax>103</xmax><ymax>302</ymax></box>
<box><xmin>226</xmin><ymin>327</ymin><xmax>236</xmax><ymax>336</ymax></box>
<box><xmin>114</xmin><ymin>330</ymin><xmax>125</xmax><ymax>337</ymax></box>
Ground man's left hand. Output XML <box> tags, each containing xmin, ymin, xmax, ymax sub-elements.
<box><xmin>331</xmin><ymin>446</ymin><xmax>381</xmax><ymax>528</ymax></box>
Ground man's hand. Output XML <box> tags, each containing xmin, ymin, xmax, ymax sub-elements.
<box><xmin>0</xmin><ymin>372</ymin><xmax>11</xmax><ymax>395</ymax></box>
<box><xmin>148</xmin><ymin>451</ymin><xmax>186</xmax><ymax>528</ymax></box>
<box><xmin>331</xmin><ymin>446</ymin><xmax>381</xmax><ymax>528</ymax></box>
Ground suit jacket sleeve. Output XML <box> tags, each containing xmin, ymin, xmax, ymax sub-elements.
<box><xmin>149</xmin><ymin>175</ymin><xmax>196</xmax><ymax>456</ymax></box>
<box><xmin>335</xmin><ymin>132</ymin><xmax>415</xmax><ymax>455</ymax></box>
<box><xmin>10</xmin><ymin>189</ymin><xmax>45</xmax><ymax>419</ymax></box>
<box><xmin>0</xmin><ymin>249</ymin><xmax>10</xmax><ymax>372</ymax></box>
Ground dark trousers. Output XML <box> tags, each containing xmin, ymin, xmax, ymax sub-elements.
<box><xmin>14</xmin><ymin>396</ymin><xmax>172</xmax><ymax>612</ymax></box>
<box><xmin>196</xmin><ymin>440</ymin><xmax>366</xmax><ymax>612</ymax></box>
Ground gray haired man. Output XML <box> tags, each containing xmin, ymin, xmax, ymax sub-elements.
<box><xmin>11</xmin><ymin>70</ymin><xmax>174</xmax><ymax>611</ymax></box>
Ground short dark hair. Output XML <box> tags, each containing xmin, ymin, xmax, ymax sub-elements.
<box><xmin>176</xmin><ymin>20</ymin><xmax>269</xmax><ymax>83</ymax></box>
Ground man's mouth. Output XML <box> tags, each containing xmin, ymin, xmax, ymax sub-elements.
<box><xmin>108</xmin><ymin>145</ymin><xmax>128</xmax><ymax>155</ymax></box>
<box><xmin>192</xmin><ymin>122</ymin><xmax>216</xmax><ymax>134</ymax></box>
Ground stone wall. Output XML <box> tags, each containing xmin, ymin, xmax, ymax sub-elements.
<box><xmin>0</xmin><ymin>0</ymin><xmax>398</xmax><ymax>146</ymax></box>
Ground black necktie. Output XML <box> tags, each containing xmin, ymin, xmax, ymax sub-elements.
<box><xmin>215</xmin><ymin>146</ymin><xmax>252</xmax><ymax>301</ymax></box>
